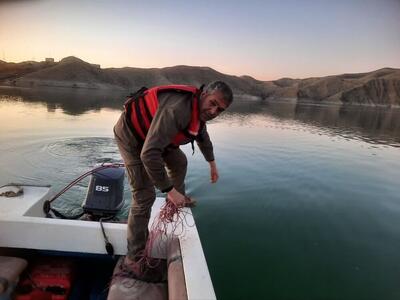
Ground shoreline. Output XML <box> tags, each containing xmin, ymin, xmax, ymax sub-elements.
<box><xmin>2</xmin><ymin>84</ymin><xmax>399</xmax><ymax>109</ymax></box>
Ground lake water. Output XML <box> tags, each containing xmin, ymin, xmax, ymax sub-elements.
<box><xmin>1</xmin><ymin>87</ymin><xmax>400</xmax><ymax>300</ymax></box>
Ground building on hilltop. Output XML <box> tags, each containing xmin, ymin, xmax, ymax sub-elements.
<box><xmin>45</xmin><ymin>58</ymin><xmax>55</xmax><ymax>63</ymax></box>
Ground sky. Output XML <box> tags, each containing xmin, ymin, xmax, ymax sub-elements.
<box><xmin>0</xmin><ymin>0</ymin><xmax>399</xmax><ymax>80</ymax></box>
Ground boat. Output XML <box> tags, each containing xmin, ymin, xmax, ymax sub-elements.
<box><xmin>0</xmin><ymin>165</ymin><xmax>216</xmax><ymax>299</ymax></box>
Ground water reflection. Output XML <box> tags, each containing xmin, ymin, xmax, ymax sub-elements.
<box><xmin>1</xmin><ymin>86</ymin><xmax>399</xmax><ymax>147</ymax></box>
<box><xmin>0</xmin><ymin>86</ymin><xmax>126</xmax><ymax>115</ymax></box>
<box><xmin>221</xmin><ymin>100</ymin><xmax>400</xmax><ymax>147</ymax></box>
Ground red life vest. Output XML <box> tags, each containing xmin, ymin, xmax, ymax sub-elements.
<box><xmin>124</xmin><ymin>85</ymin><xmax>203</xmax><ymax>146</ymax></box>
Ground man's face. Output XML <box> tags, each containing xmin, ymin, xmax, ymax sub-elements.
<box><xmin>199</xmin><ymin>90</ymin><xmax>229</xmax><ymax>122</ymax></box>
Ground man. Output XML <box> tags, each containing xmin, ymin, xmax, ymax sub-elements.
<box><xmin>113</xmin><ymin>81</ymin><xmax>233</xmax><ymax>281</ymax></box>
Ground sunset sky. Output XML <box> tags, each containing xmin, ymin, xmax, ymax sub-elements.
<box><xmin>0</xmin><ymin>0</ymin><xmax>399</xmax><ymax>80</ymax></box>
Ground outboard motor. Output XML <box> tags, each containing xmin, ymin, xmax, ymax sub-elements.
<box><xmin>42</xmin><ymin>163</ymin><xmax>125</xmax><ymax>256</ymax></box>
<box><xmin>82</xmin><ymin>166</ymin><xmax>125</xmax><ymax>217</ymax></box>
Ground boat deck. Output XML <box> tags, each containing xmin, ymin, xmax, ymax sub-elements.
<box><xmin>0</xmin><ymin>184</ymin><xmax>216</xmax><ymax>300</ymax></box>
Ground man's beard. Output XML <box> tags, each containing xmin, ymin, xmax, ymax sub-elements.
<box><xmin>201</xmin><ymin>111</ymin><xmax>213</xmax><ymax>121</ymax></box>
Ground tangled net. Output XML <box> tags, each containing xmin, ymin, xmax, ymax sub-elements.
<box><xmin>140</xmin><ymin>197</ymin><xmax>195</xmax><ymax>268</ymax></box>
<box><xmin>112</xmin><ymin>197</ymin><xmax>195</xmax><ymax>286</ymax></box>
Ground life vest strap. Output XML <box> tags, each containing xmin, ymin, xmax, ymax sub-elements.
<box><xmin>125</xmin><ymin>101</ymin><xmax>145</xmax><ymax>144</ymax></box>
<box><xmin>132</xmin><ymin>100</ymin><xmax>147</xmax><ymax>140</ymax></box>
<box><xmin>124</xmin><ymin>87</ymin><xmax>149</xmax><ymax>144</ymax></box>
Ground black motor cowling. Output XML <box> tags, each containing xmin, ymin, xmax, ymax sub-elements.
<box><xmin>82</xmin><ymin>166</ymin><xmax>125</xmax><ymax>217</ymax></box>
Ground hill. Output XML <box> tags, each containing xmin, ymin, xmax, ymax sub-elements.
<box><xmin>295</xmin><ymin>68</ymin><xmax>400</xmax><ymax>106</ymax></box>
<box><xmin>0</xmin><ymin>57</ymin><xmax>399</xmax><ymax>106</ymax></box>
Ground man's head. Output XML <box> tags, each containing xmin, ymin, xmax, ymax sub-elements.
<box><xmin>199</xmin><ymin>81</ymin><xmax>233</xmax><ymax>122</ymax></box>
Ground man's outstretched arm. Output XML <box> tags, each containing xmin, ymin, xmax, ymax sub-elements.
<box><xmin>196</xmin><ymin>125</ymin><xmax>219</xmax><ymax>183</ymax></box>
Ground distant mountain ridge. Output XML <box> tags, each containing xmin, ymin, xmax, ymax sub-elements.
<box><xmin>0</xmin><ymin>56</ymin><xmax>399</xmax><ymax>106</ymax></box>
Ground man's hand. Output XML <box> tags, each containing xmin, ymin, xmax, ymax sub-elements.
<box><xmin>167</xmin><ymin>188</ymin><xmax>186</xmax><ymax>207</ymax></box>
<box><xmin>209</xmin><ymin>160</ymin><xmax>219</xmax><ymax>183</ymax></box>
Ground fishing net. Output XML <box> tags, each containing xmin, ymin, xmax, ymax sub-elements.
<box><xmin>135</xmin><ymin>197</ymin><xmax>195</xmax><ymax>269</ymax></box>
<box><xmin>111</xmin><ymin>197</ymin><xmax>195</xmax><ymax>287</ymax></box>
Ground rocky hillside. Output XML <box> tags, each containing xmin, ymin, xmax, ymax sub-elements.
<box><xmin>0</xmin><ymin>60</ymin><xmax>56</xmax><ymax>81</ymax></box>
<box><xmin>0</xmin><ymin>56</ymin><xmax>270</xmax><ymax>98</ymax></box>
<box><xmin>1</xmin><ymin>56</ymin><xmax>399</xmax><ymax>106</ymax></box>
<box><xmin>294</xmin><ymin>68</ymin><xmax>400</xmax><ymax>106</ymax></box>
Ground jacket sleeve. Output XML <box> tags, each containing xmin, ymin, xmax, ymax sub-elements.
<box><xmin>196</xmin><ymin>124</ymin><xmax>215</xmax><ymax>162</ymax></box>
<box><xmin>140</xmin><ymin>97</ymin><xmax>190</xmax><ymax>192</ymax></box>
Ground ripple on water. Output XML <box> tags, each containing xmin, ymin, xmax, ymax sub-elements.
<box><xmin>47</xmin><ymin>137</ymin><xmax>119</xmax><ymax>162</ymax></box>
<box><xmin>0</xmin><ymin>137</ymin><xmax>130</xmax><ymax>217</ymax></box>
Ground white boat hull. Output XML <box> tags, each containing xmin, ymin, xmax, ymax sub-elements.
<box><xmin>0</xmin><ymin>184</ymin><xmax>216</xmax><ymax>300</ymax></box>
